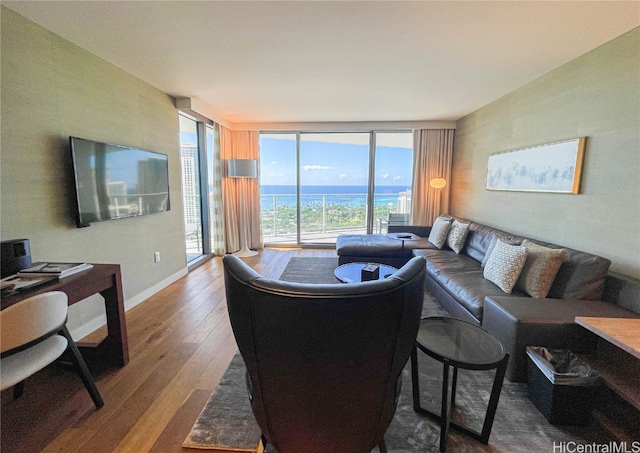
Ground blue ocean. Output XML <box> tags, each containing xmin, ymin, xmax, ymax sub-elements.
<box><xmin>260</xmin><ymin>185</ymin><xmax>410</xmax><ymax>208</ymax></box>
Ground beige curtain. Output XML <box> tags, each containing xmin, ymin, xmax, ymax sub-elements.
<box><xmin>220</xmin><ymin>126</ymin><xmax>262</xmax><ymax>253</ymax></box>
<box><xmin>411</xmin><ymin>129</ymin><xmax>455</xmax><ymax>225</ymax></box>
<box><xmin>209</xmin><ymin>123</ymin><xmax>227</xmax><ymax>255</ymax></box>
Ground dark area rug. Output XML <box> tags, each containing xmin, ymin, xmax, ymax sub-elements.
<box><xmin>184</xmin><ymin>257</ymin><xmax>609</xmax><ymax>452</ymax></box>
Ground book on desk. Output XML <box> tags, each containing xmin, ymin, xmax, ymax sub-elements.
<box><xmin>16</xmin><ymin>262</ymin><xmax>94</xmax><ymax>278</ymax></box>
<box><xmin>1</xmin><ymin>262</ymin><xmax>93</xmax><ymax>297</ymax></box>
<box><xmin>1</xmin><ymin>274</ymin><xmax>58</xmax><ymax>294</ymax></box>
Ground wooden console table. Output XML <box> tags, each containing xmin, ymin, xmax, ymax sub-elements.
<box><xmin>575</xmin><ymin>317</ymin><xmax>640</xmax><ymax>359</ymax></box>
<box><xmin>575</xmin><ymin>316</ymin><xmax>640</xmax><ymax>441</ymax></box>
<box><xmin>1</xmin><ymin>264</ymin><xmax>129</xmax><ymax>367</ymax></box>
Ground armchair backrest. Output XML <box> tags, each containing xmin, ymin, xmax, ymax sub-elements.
<box><xmin>223</xmin><ymin>255</ymin><xmax>425</xmax><ymax>453</ymax></box>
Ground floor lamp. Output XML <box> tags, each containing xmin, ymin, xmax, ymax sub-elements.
<box><xmin>228</xmin><ymin>159</ymin><xmax>258</xmax><ymax>257</ymax></box>
<box><xmin>430</xmin><ymin>177</ymin><xmax>447</xmax><ymax>215</ymax></box>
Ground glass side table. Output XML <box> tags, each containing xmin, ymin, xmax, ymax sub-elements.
<box><xmin>411</xmin><ymin>317</ymin><xmax>509</xmax><ymax>452</ymax></box>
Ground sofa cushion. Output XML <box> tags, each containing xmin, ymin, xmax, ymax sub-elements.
<box><xmin>483</xmin><ymin>240</ymin><xmax>529</xmax><ymax>294</ymax></box>
<box><xmin>446</xmin><ymin>219</ymin><xmax>470</xmax><ymax>254</ymax></box>
<box><xmin>516</xmin><ymin>239</ymin><xmax>566</xmax><ymax>298</ymax></box>
<box><xmin>458</xmin><ymin>219</ymin><xmax>610</xmax><ymax>301</ymax></box>
<box><xmin>523</xmin><ymin>240</ymin><xmax>612</xmax><ymax>301</ymax></box>
<box><xmin>428</xmin><ymin>216</ymin><xmax>452</xmax><ymax>249</ymax></box>
<box><xmin>421</xmin><ymin>249</ymin><xmax>525</xmax><ymax>321</ymax></box>
<box><xmin>461</xmin><ymin>220</ymin><xmax>520</xmax><ymax>264</ymax></box>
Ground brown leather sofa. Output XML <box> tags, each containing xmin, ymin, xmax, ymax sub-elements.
<box><xmin>338</xmin><ymin>216</ymin><xmax>640</xmax><ymax>382</ymax></box>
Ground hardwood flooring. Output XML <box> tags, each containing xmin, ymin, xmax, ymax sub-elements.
<box><xmin>1</xmin><ymin>248</ymin><xmax>337</xmax><ymax>453</ymax></box>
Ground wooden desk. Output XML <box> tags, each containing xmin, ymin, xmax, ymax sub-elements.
<box><xmin>575</xmin><ymin>316</ymin><xmax>640</xmax><ymax>441</ymax></box>
<box><xmin>1</xmin><ymin>264</ymin><xmax>129</xmax><ymax>367</ymax></box>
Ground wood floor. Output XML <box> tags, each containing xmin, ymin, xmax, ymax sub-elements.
<box><xmin>1</xmin><ymin>248</ymin><xmax>337</xmax><ymax>453</ymax></box>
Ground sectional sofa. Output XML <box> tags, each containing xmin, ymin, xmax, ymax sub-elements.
<box><xmin>336</xmin><ymin>215</ymin><xmax>640</xmax><ymax>381</ymax></box>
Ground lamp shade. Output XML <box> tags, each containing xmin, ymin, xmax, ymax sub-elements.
<box><xmin>430</xmin><ymin>177</ymin><xmax>447</xmax><ymax>189</ymax></box>
<box><xmin>228</xmin><ymin>159</ymin><xmax>257</xmax><ymax>178</ymax></box>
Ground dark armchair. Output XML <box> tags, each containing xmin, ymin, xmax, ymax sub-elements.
<box><xmin>223</xmin><ymin>255</ymin><xmax>426</xmax><ymax>453</ymax></box>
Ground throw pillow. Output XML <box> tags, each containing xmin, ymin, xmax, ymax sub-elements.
<box><xmin>483</xmin><ymin>239</ymin><xmax>528</xmax><ymax>293</ymax></box>
<box><xmin>481</xmin><ymin>234</ymin><xmax>521</xmax><ymax>268</ymax></box>
<box><xmin>446</xmin><ymin>220</ymin><xmax>470</xmax><ymax>254</ymax></box>
<box><xmin>428</xmin><ymin>216</ymin><xmax>453</xmax><ymax>249</ymax></box>
<box><xmin>516</xmin><ymin>239</ymin><xmax>567</xmax><ymax>298</ymax></box>
<box><xmin>481</xmin><ymin>235</ymin><xmax>499</xmax><ymax>268</ymax></box>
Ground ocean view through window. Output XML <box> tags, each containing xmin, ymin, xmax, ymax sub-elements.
<box><xmin>260</xmin><ymin>132</ymin><xmax>413</xmax><ymax>245</ymax></box>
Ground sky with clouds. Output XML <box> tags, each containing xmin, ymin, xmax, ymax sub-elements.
<box><xmin>260</xmin><ymin>135</ymin><xmax>413</xmax><ymax>187</ymax></box>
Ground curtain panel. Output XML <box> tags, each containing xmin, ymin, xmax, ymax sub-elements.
<box><xmin>209</xmin><ymin>123</ymin><xmax>226</xmax><ymax>255</ymax></box>
<box><xmin>411</xmin><ymin>129</ymin><xmax>455</xmax><ymax>226</ymax></box>
<box><xmin>220</xmin><ymin>127</ymin><xmax>262</xmax><ymax>254</ymax></box>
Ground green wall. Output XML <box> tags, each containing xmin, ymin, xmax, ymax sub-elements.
<box><xmin>1</xmin><ymin>7</ymin><xmax>187</xmax><ymax>334</ymax></box>
<box><xmin>452</xmin><ymin>27</ymin><xmax>640</xmax><ymax>278</ymax></box>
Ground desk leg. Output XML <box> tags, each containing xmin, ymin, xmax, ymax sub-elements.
<box><xmin>99</xmin><ymin>274</ymin><xmax>129</xmax><ymax>366</ymax></box>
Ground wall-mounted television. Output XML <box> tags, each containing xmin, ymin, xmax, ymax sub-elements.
<box><xmin>70</xmin><ymin>137</ymin><xmax>170</xmax><ymax>228</ymax></box>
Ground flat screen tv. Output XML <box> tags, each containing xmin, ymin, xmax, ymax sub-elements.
<box><xmin>70</xmin><ymin>137</ymin><xmax>170</xmax><ymax>227</ymax></box>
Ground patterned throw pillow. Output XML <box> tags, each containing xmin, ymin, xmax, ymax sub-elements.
<box><xmin>428</xmin><ymin>216</ymin><xmax>453</xmax><ymax>249</ymax></box>
<box><xmin>446</xmin><ymin>220</ymin><xmax>470</xmax><ymax>254</ymax></box>
<box><xmin>516</xmin><ymin>239</ymin><xmax>566</xmax><ymax>298</ymax></box>
<box><xmin>481</xmin><ymin>234</ymin><xmax>521</xmax><ymax>267</ymax></box>
<box><xmin>483</xmin><ymin>239</ymin><xmax>529</xmax><ymax>293</ymax></box>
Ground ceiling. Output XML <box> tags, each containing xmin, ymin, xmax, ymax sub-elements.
<box><xmin>3</xmin><ymin>1</ymin><xmax>639</xmax><ymax>126</ymax></box>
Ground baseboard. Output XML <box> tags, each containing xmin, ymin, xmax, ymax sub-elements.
<box><xmin>70</xmin><ymin>313</ymin><xmax>107</xmax><ymax>342</ymax></box>
<box><xmin>123</xmin><ymin>267</ymin><xmax>188</xmax><ymax>311</ymax></box>
<box><xmin>69</xmin><ymin>266</ymin><xmax>188</xmax><ymax>340</ymax></box>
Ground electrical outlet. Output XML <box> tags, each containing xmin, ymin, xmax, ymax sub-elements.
<box><xmin>154</xmin><ymin>251</ymin><xmax>161</xmax><ymax>263</ymax></box>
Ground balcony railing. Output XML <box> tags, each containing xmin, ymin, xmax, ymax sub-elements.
<box><xmin>183</xmin><ymin>194</ymin><xmax>203</xmax><ymax>260</ymax></box>
<box><xmin>260</xmin><ymin>192</ymin><xmax>406</xmax><ymax>244</ymax></box>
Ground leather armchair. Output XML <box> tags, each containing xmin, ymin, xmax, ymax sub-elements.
<box><xmin>223</xmin><ymin>255</ymin><xmax>426</xmax><ymax>453</ymax></box>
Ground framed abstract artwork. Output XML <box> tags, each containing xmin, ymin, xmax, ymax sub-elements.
<box><xmin>486</xmin><ymin>137</ymin><xmax>586</xmax><ymax>194</ymax></box>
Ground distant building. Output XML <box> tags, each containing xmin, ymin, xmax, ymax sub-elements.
<box><xmin>181</xmin><ymin>143</ymin><xmax>201</xmax><ymax>232</ymax></box>
<box><xmin>397</xmin><ymin>189</ymin><xmax>411</xmax><ymax>213</ymax></box>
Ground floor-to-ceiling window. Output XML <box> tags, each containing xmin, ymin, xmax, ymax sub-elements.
<box><xmin>179</xmin><ymin>113</ymin><xmax>216</xmax><ymax>264</ymax></box>
<box><xmin>373</xmin><ymin>132</ymin><xmax>414</xmax><ymax>233</ymax></box>
<box><xmin>260</xmin><ymin>131</ymin><xmax>413</xmax><ymax>246</ymax></box>
<box><xmin>179</xmin><ymin>114</ymin><xmax>203</xmax><ymax>262</ymax></box>
<box><xmin>259</xmin><ymin>133</ymin><xmax>298</xmax><ymax>243</ymax></box>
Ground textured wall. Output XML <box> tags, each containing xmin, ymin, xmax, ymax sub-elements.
<box><xmin>1</xmin><ymin>8</ymin><xmax>187</xmax><ymax>333</ymax></box>
<box><xmin>452</xmin><ymin>27</ymin><xmax>640</xmax><ymax>278</ymax></box>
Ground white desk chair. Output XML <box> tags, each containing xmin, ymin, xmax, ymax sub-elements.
<box><xmin>0</xmin><ymin>291</ymin><xmax>103</xmax><ymax>408</ymax></box>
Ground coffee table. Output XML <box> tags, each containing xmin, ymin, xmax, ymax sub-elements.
<box><xmin>411</xmin><ymin>317</ymin><xmax>509</xmax><ymax>452</ymax></box>
<box><xmin>333</xmin><ymin>262</ymin><xmax>398</xmax><ymax>283</ymax></box>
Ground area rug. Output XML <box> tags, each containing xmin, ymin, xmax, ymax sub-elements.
<box><xmin>184</xmin><ymin>257</ymin><xmax>609</xmax><ymax>452</ymax></box>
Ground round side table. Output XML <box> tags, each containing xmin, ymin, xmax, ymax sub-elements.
<box><xmin>411</xmin><ymin>316</ymin><xmax>509</xmax><ymax>452</ymax></box>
